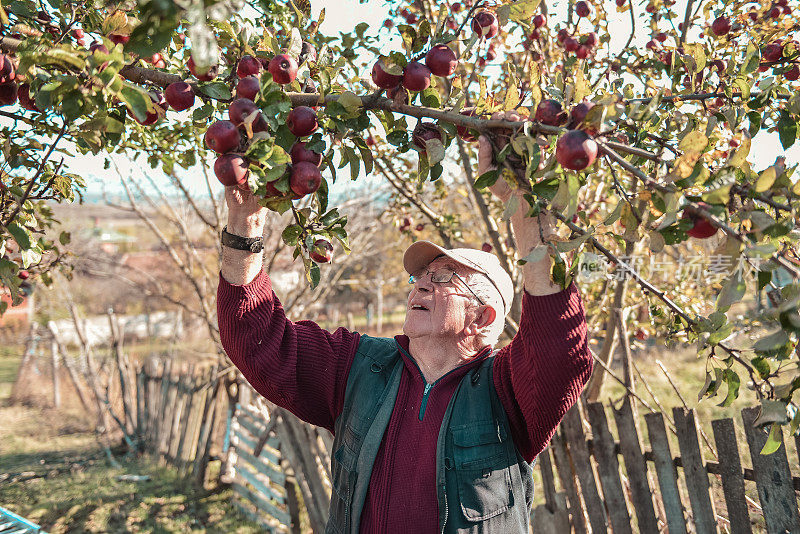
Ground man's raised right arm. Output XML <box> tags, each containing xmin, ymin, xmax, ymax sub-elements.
<box><xmin>218</xmin><ymin>186</ymin><xmax>359</xmax><ymax>433</ymax></box>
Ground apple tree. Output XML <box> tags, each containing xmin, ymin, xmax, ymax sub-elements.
<box><xmin>1</xmin><ymin>0</ymin><xmax>799</xmax><ymax>444</ymax></box>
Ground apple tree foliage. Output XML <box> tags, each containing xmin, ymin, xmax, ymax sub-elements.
<box><xmin>1</xmin><ymin>0</ymin><xmax>799</xmax><ymax>444</ymax></box>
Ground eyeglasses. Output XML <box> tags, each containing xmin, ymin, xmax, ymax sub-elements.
<box><xmin>408</xmin><ymin>267</ymin><xmax>486</xmax><ymax>306</ymax></box>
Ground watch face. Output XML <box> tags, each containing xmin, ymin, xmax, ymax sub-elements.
<box><xmin>250</xmin><ymin>241</ymin><xmax>264</xmax><ymax>253</ymax></box>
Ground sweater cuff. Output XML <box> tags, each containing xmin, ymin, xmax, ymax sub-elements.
<box><xmin>521</xmin><ymin>280</ymin><xmax>583</xmax><ymax>322</ymax></box>
<box><xmin>218</xmin><ymin>269</ymin><xmax>273</xmax><ymax>305</ymax></box>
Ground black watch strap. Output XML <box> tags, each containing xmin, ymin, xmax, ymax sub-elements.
<box><xmin>222</xmin><ymin>226</ymin><xmax>264</xmax><ymax>253</ymax></box>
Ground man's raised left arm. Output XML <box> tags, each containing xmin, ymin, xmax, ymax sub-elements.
<box><xmin>479</xmin><ymin>113</ymin><xmax>594</xmax><ymax>462</ymax></box>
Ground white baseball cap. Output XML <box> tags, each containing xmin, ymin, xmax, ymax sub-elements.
<box><xmin>403</xmin><ymin>240</ymin><xmax>514</xmax><ymax>316</ymax></box>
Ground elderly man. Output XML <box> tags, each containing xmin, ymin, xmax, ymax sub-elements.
<box><xmin>217</xmin><ymin>114</ymin><xmax>592</xmax><ymax>533</ymax></box>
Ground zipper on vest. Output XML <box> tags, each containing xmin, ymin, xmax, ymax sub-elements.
<box><xmin>419</xmin><ymin>383</ymin><xmax>433</xmax><ymax>421</ymax></box>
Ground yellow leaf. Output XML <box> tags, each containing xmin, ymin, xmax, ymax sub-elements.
<box><xmin>726</xmin><ymin>134</ymin><xmax>751</xmax><ymax>168</ymax></box>
<box><xmin>337</xmin><ymin>91</ymin><xmax>362</xmax><ymax>114</ymax></box>
<box><xmin>679</xmin><ymin>130</ymin><xmax>708</xmax><ymax>152</ymax></box>
<box><xmin>503</xmin><ymin>71</ymin><xmax>520</xmax><ymax>111</ymax></box>
<box><xmin>508</xmin><ymin>0</ymin><xmax>542</xmax><ymax>22</ymax></box>
<box><xmin>755</xmin><ymin>166</ymin><xmax>776</xmax><ymax>192</ymax></box>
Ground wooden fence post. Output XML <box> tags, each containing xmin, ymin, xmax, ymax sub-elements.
<box><xmin>560</xmin><ymin>403</ymin><xmax>608</xmax><ymax>533</ymax></box>
<box><xmin>711</xmin><ymin>418</ymin><xmax>752</xmax><ymax>534</ymax></box>
<box><xmin>50</xmin><ymin>339</ymin><xmax>60</xmax><ymax>408</ymax></box>
<box><xmin>672</xmin><ymin>407</ymin><xmax>716</xmax><ymax>534</ymax></box>
<box><xmin>612</xmin><ymin>397</ymin><xmax>659</xmax><ymax>533</ymax></box>
<box><xmin>585</xmin><ymin>402</ymin><xmax>632</xmax><ymax>534</ymax></box>
<box><xmin>741</xmin><ymin>407</ymin><xmax>800</xmax><ymax>534</ymax></box>
<box><xmin>549</xmin><ymin>429</ymin><xmax>587</xmax><ymax>533</ymax></box>
<box><xmin>644</xmin><ymin>411</ymin><xmax>688</xmax><ymax>534</ymax></box>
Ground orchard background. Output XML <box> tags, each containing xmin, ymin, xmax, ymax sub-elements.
<box><xmin>0</xmin><ymin>0</ymin><xmax>799</xmax><ymax>530</ymax></box>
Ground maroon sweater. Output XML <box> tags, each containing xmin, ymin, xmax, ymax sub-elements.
<box><xmin>217</xmin><ymin>269</ymin><xmax>592</xmax><ymax>533</ymax></box>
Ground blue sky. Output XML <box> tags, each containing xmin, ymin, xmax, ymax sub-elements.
<box><xmin>14</xmin><ymin>0</ymin><xmax>800</xmax><ymax>202</ymax></box>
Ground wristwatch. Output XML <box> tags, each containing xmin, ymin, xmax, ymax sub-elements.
<box><xmin>221</xmin><ymin>226</ymin><xmax>264</xmax><ymax>253</ymax></box>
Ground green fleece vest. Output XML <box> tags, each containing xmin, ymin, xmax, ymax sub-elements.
<box><xmin>325</xmin><ymin>335</ymin><xmax>535</xmax><ymax>534</ymax></box>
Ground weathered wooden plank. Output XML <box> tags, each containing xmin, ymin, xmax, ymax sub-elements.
<box><xmin>560</xmin><ymin>403</ymin><xmax>607</xmax><ymax>533</ymax></box>
<box><xmin>585</xmin><ymin>402</ymin><xmax>632</xmax><ymax>534</ymax></box>
<box><xmin>235</xmin><ymin>460</ymin><xmax>287</xmax><ymax>503</ymax></box>
<box><xmin>549</xmin><ymin>429</ymin><xmax>587</xmax><ymax>533</ymax></box>
<box><xmin>232</xmin><ymin>496</ymin><xmax>285</xmax><ymax>533</ymax></box>
<box><xmin>711</xmin><ymin>418</ymin><xmax>752</xmax><ymax>534</ymax></box>
<box><xmin>284</xmin><ymin>476</ymin><xmax>302</xmax><ymax>534</ymax></box>
<box><xmin>135</xmin><ymin>369</ymin><xmax>145</xmax><ymax>439</ymax></box>
<box><xmin>537</xmin><ymin>446</ymin><xmax>559</xmax><ymax>512</ymax></box>
<box><xmin>192</xmin><ymin>376</ymin><xmax>221</xmax><ymax>485</ymax></box>
<box><xmin>612</xmin><ymin>397</ymin><xmax>659</xmax><ymax>534</ymax></box>
<box><xmin>672</xmin><ymin>407</ymin><xmax>716</xmax><ymax>534</ymax></box>
<box><xmin>237</xmin><ymin>410</ymin><xmax>268</xmax><ymax>439</ymax></box>
<box><xmin>175</xmin><ymin>375</ymin><xmax>199</xmax><ymax>464</ymax></box>
<box><xmin>235</xmin><ymin>446</ymin><xmax>287</xmax><ymax>487</ymax></box>
<box><xmin>644</xmin><ymin>411</ymin><xmax>688</xmax><ymax>534</ymax></box>
<box><xmin>234</xmin><ymin>428</ymin><xmax>281</xmax><ymax>466</ymax></box>
<box><xmin>741</xmin><ymin>406</ymin><xmax>800</xmax><ymax>534</ymax></box>
<box><xmin>232</xmin><ymin>481</ymin><xmax>291</xmax><ymax>529</ymax></box>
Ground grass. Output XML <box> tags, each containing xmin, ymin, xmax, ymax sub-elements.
<box><xmin>0</xmin><ymin>342</ymin><xmax>262</xmax><ymax>533</ymax></box>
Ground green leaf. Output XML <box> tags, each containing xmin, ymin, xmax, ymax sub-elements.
<box><xmin>716</xmin><ymin>272</ymin><xmax>746</xmax><ymax>311</ymax></box>
<box><xmin>474</xmin><ymin>170</ymin><xmax>499</xmax><ymax>190</ymax></box>
<box><xmin>118</xmin><ymin>84</ymin><xmax>149</xmax><ymax>123</ymax></box>
<box><xmin>281</xmin><ymin>224</ymin><xmax>303</xmax><ymax>246</ymax></box>
<box><xmin>7</xmin><ymin>223</ymin><xmax>31</xmax><ymax>250</ymax></box>
<box><xmin>759</xmin><ymin>423</ymin><xmax>783</xmax><ymax>455</ymax></box>
<box><xmin>753</xmin><ymin>329</ymin><xmax>790</xmax><ymax>352</ymax></box>
<box><xmin>753</xmin><ymin>400</ymin><xmax>789</xmax><ymax>426</ymax></box>
<box><xmin>777</xmin><ymin>110</ymin><xmax>797</xmax><ymax>149</ymax></box>
<box><xmin>718</xmin><ymin>369</ymin><xmax>740</xmax><ymax>407</ymax></box>
<box><xmin>197</xmin><ymin>82</ymin><xmax>232</xmax><ymax>100</ymax></box>
<box><xmin>126</xmin><ymin>22</ymin><xmax>176</xmax><ymax>57</ymax></box>
<box><xmin>308</xmin><ymin>262</ymin><xmax>321</xmax><ymax>289</ymax></box>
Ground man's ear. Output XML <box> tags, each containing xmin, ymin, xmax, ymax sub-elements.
<box><xmin>468</xmin><ymin>304</ymin><xmax>496</xmax><ymax>335</ymax></box>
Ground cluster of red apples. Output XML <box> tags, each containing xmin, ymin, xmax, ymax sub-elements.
<box><xmin>202</xmin><ymin>52</ymin><xmax>324</xmax><ymax>205</ymax></box>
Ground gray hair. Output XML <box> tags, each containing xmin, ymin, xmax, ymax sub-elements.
<box><xmin>462</xmin><ymin>270</ymin><xmax>506</xmax><ymax>347</ymax></box>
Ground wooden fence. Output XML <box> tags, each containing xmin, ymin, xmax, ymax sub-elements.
<box><xmin>533</xmin><ymin>397</ymin><xmax>800</xmax><ymax>534</ymax></box>
<box><xmin>135</xmin><ymin>359</ymin><xmax>226</xmax><ymax>485</ymax></box>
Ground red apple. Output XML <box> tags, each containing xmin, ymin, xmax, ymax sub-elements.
<box><xmin>481</xmin><ymin>242</ymin><xmax>493</xmax><ymax>253</ymax></box>
<box><xmin>287</xmin><ymin>106</ymin><xmax>318</xmax><ymax>136</ymax></box>
<box><xmin>682</xmin><ymin>202</ymin><xmax>718</xmax><ymax>238</ymax></box>
<box><xmin>564</xmin><ymin>37</ymin><xmax>579</xmax><ymax>52</ymax></box>
<box><xmin>412</xmin><ymin>121</ymin><xmax>442</xmax><ymax>152</ymax></box>
<box><xmin>290</xmin><ymin>141</ymin><xmax>323</xmax><ymax>166</ymax></box>
<box><xmin>0</xmin><ymin>54</ymin><xmax>15</xmax><ymax>84</ymax></box>
<box><xmin>17</xmin><ymin>270</ymin><xmax>29</xmax><ymax>280</ymax></box>
<box><xmin>228</xmin><ymin>98</ymin><xmax>259</xmax><ymax>126</ymax></box>
<box><xmin>403</xmin><ymin>61</ymin><xmax>431</xmax><ymax>91</ymax></box>
<box><xmin>555</xmin><ymin>130</ymin><xmax>598</xmax><ymax>170</ymax></box>
<box><xmin>372</xmin><ymin>59</ymin><xmax>404</xmax><ymax>89</ymax></box>
<box><xmin>387</xmin><ymin>84</ymin><xmax>408</xmax><ymax>103</ymax></box>
<box><xmin>165</xmin><ymin>82</ymin><xmax>195</xmax><ymax>111</ymax></box>
<box><xmin>584</xmin><ymin>32</ymin><xmax>598</xmax><ymax>47</ymax></box>
<box><xmin>456</xmin><ymin>108</ymin><xmax>480</xmax><ymax>142</ymax></box>
<box><xmin>557</xmin><ymin>29</ymin><xmax>569</xmax><ymax>44</ymax></box>
<box><xmin>569</xmin><ymin>100</ymin><xmax>596</xmax><ymax>132</ymax></box>
<box><xmin>575</xmin><ymin>1</ymin><xmax>590</xmax><ymax>17</ymax></box>
<box><xmin>471</xmin><ymin>9</ymin><xmax>499</xmax><ymax>38</ymax></box>
<box><xmin>214</xmin><ymin>153</ymin><xmax>250</xmax><ymax>186</ymax></box>
<box><xmin>535</xmin><ymin>99</ymin><xmax>567</xmax><ymax>126</ymax></box>
<box><xmin>0</xmin><ymin>82</ymin><xmax>18</xmax><ymax>106</ymax></box>
<box><xmin>109</xmin><ymin>33</ymin><xmax>129</xmax><ymax>45</ymax></box>
<box><xmin>576</xmin><ymin>45</ymin><xmax>590</xmax><ymax>59</ymax></box>
<box><xmin>188</xmin><ymin>56</ymin><xmax>218</xmax><ymax>81</ymax></box>
<box><xmin>425</xmin><ymin>44</ymin><xmax>458</xmax><ymax>77</ymax></box>
<box><xmin>785</xmin><ymin>65</ymin><xmax>800</xmax><ymax>81</ymax></box>
<box><xmin>533</xmin><ymin>14</ymin><xmax>546</xmax><ymax>28</ymax></box>
<box><xmin>310</xmin><ymin>238</ymin><xmax>333</xmax><ymax>263</ymax></box>
<box><xmin>655</xmin><ymin>32</ymin><xmax>667</xmax><ymax>42</ymax></box>
<box><xmin>89</xmin><ymin>42</ymin><xmax>109</xmax><ymax>54</ymax></box>
<box><xmin>236</xmin><ymin>55</ymin><xmax>261</xmax><ymax>78</ymax></box>
<box><xmin>711</xmin><ymin>16</ymin><xmax>731</xmax><ymax>36</ymax></box>
<box><xmin>268</xmin><ymin>54</ymin><xmax>298</xmax><ymax>84</ymax></box>
<box><xmin>762</xmin><ymin>42</ymin><xmax>783</xmax><ymax>62</ymax></box>
<box><xmin>290</xmin><ymin>162</ymin><xmax>322</xmax><ymax>196</ymax></box>
<box><xmin>18</xmin><ymin>83</ymin><xmax>39</xmax><ymax>111</ymax></box>
<box><xmin>205</xmin><ymin>120</ymin><xmax>241</xmax><ymax>154</ymax></box>
<box><xmin>236</xmin><ymin>76</ymin><xmax>260</xmax><ymax>101</ymax></box>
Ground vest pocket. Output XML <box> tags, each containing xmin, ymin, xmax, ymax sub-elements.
<box><xmin>329</xmin><ymin>443</ymin><xmax>358</xmax><ymax>531</ymax></box>
<box><xmin>451</xmin><ymin>421</ymin><xmax>513</xmax><ymax>521</ymax></box>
